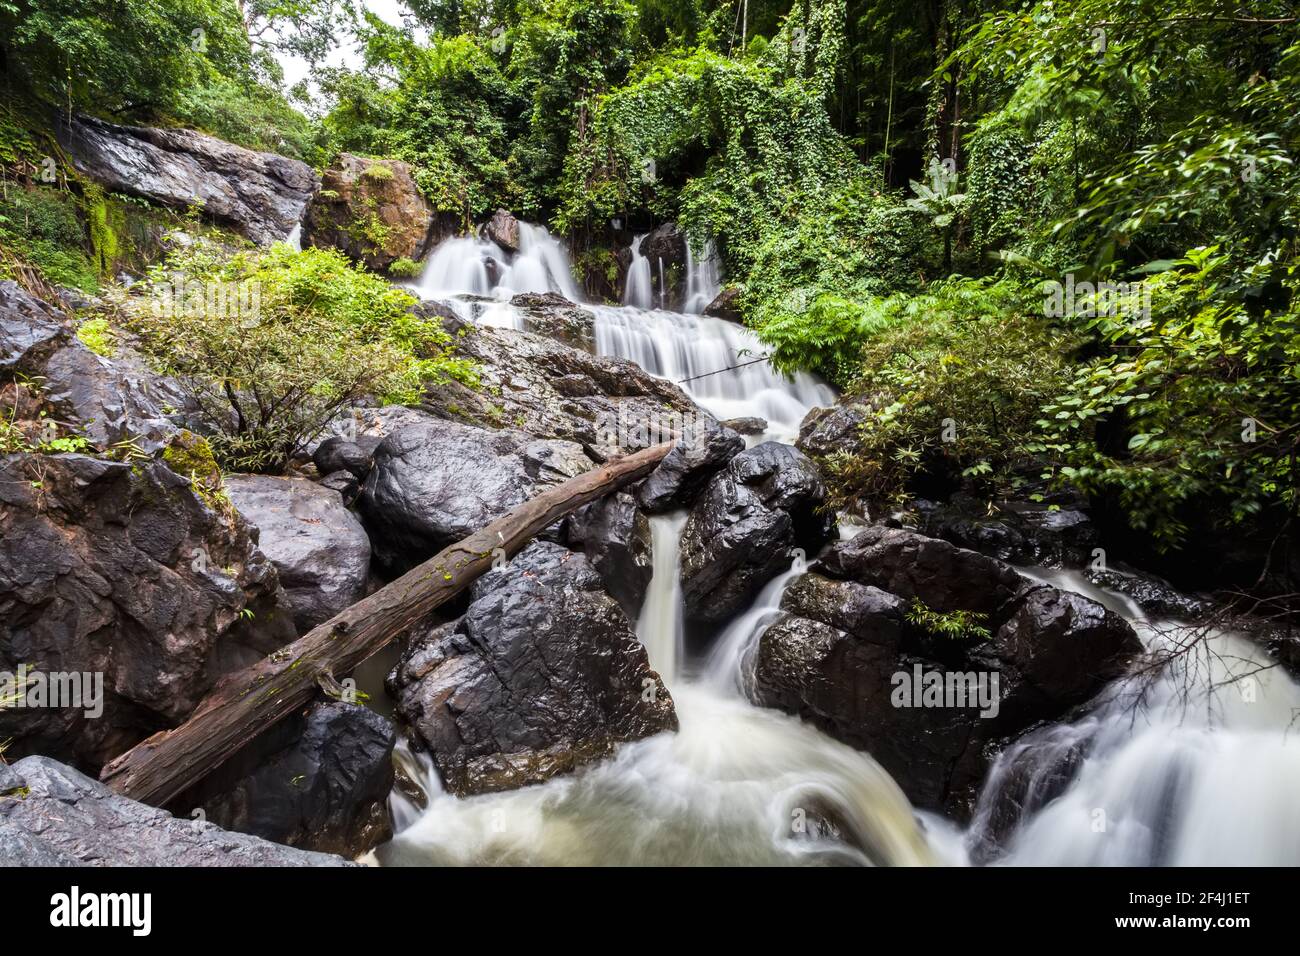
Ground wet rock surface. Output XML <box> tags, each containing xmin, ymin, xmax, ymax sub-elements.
<box><xmin>386</xmin><ymin>542</ymin><xmax>676</xmax><ymax>796</ymax></box>
<box><xmin>415</xmin><ymin>322</ymin><xmax>708</xmax><ymax>460</ymax></box>
<box><xmin>358</xmin><ymin>417</ymin><xmax>592</xmax><ymax>573</ymax></box>
<box><xmin>224</xmin><ymin>475</ymin><xmax>371</xmax><ymax>632</ymax></box>
<box><xmin>54</xmin><ymin>114</ymin><xmax>315</xmax><ymax>246</ymax></box>
<box><xmin>566</xmin><ymin>491</ymin><xmax>653</xmax><ymax>620</ymax></box>
<box><xmin>0</xmin><ymin>757</ymin><xmax>354</xmax><ymax>866</ymax></box>
<box><xmin>680</xmin><ymin>442</ymin><xmax>836</xmax><ymax>625</ymax></box>
<box><xmin>755</xmin><ymin>527</ymin><xmax>1142</xmax><ymax>815</ymax></box>
<box><xmin>0</xmin><ymin>453</ymin><xmax>295</xmax><ymax>770</ymax></box>
<box><xmin>511</xmin><ymin>292</ymin><xmax>596</xmax><ymax>353</ymax></box>
<box><xmin>187</xmin><ymin>702</ymin><xmax>395</xmax><ymax>858</ymax></box>
<box><xmin>637</xmin><ymin>417</ymin><xmax>745</xmax><ymax>514</ymax></box>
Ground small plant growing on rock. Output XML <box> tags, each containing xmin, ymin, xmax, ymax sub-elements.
<box><xmin>905</xmin><ymin>598</ymin><xmax>992</xmax><ymax>641</ymax></box>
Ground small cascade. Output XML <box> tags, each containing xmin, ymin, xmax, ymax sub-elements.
<box><xmin>965</xmin><ymin>569</ymin><xmax>1300</xmax><ymax>866</ymax></box>
<box><xmin>683</xmin><ymin>239</ymin><xmax>722</xmax><ymax>314</ymax></box>
<box><xmin>622</xmin><ymin>234</ymin><xmax>653</xmax><ymax>309</ymax></box>
<box><xmin>637</xmin><ymin>513</ymin><xmax>689</xmax><ymax>678</ymax></box>
<box><xmin>284</xmin><ymin>223</ymin><xmax>302</xmax><ymax>252</ymax></box>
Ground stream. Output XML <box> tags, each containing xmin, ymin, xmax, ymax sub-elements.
<box><xmin>373</xmin><ymin>223</ymin><xmax>1300</xmax><ymax>867</ymax></box>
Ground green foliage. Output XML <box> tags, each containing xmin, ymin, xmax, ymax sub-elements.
<box><xmin>0</xmin><ymin>0</ymin><xmax>253</xmax><ymax>115</ymax></box>
<box><xmin>171</xmin><ymin>77</ymin><xmax>323</xmax><ymax>162</ymax></box>
<box><xmin>0</xmin><ymin>185</ymin><xmax>98</xmax><ymax>292</ymax></box>
<box><xmin>905</xmin><ymin>598</ymin><xmax>992</xmax><ymax>641</ymax></box>
<box><xmin>75</xmin><ymin>317</ymin><xmax>116</xmax><ymax>357</ymax></box>
<box><xmin>129</xmin><ymin>242</ymin><xmax>476</xmax><ymax>472</ymax></box>
<box><xmin>820</xmin><ymin>280</ymin><xmax>1074</xmax><ymax>512</ymax></box>
<box><xmin>387</xmin><ymin>256</ymin><xmax>422</xmax><ymax>278</ymax></box>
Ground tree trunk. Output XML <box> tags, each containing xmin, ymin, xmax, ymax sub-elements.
<box><xmin>100</xmin><ymin>441</ymin><xmax>675</xmax><ymax>807</ymax></box>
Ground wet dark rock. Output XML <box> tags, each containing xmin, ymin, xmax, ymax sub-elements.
<box><xmin>54</xmin><ymin>114</ymin><xmax>315</xmax><ymax>246</ymax></box>
<box><xmin>224</xmin><ymin>475</ymin><xmax>371</xmax><ymax>632</ymax></box>
<box><xmin>312</xmin><ymin>436</ymin><xmax>375</xmax><ymax>482</ymax></box>
<box><xmin>318</xmin><ymin>469</ymin><xmax>361</xmax><ymax>504</ymax></box>
<box><xmin>796</xmin><ymin>402</ymin><xmax>871</xmax><ymax>459</ymax></box>
<box><xmin>816</xmin><ymin>525</ymin><xmax>1023</xmax><ymax>617</ymax></box>
<box><xmin>566</xmin><ymin>491</ymin><xmax>653</xmax><ymax>620</ymax></box>
<box><xmin>191</xmin><ymin>702</ymin><xmax>396</xmax><ymax>858</ymax></box>
<box><xmin>756</xmin><ymin>527</ymin><xmax>1141</xmax><ymax>815</ymax></box>
<box><xmin>485</xmin><ymin>208</ymin><xmax>520</xmax><ymax>252</ymax></box>
<box><xmin>637</xmin><ymin>417</ymin><xmax>745</xmax><ymax>513</ymax></box>
<box><xmin>1085</xmin><ymin>566</ymin><xmax>1213</xmax><ymax>620</ymax></box>
<box><xmin>511</xmin><ymin>291</ymin><xmax>596</xmax><ymax>353</ymax></box>
<box><xmin>303</xmin><ymin>154</ymin><xmax>433</xmax><ymax>271</ymax></box>
<box><xmin>0</xmin><ymin>757</ymin><xmax>354</xmax><ymax>866</ymax></box>
<box><xmin>721</xmin><ymin>416</ymin><xmax>767</xmax><ymax>436</ymax></box>
<box><xmin>359</xmin><ymin>419</ymin><xmax>592</xmax><ymax>573</ymax></box>
<box><xmin>680</xmin><ymin>442</ymin><xmax>836</xmax><ymax>624</ymax></box>
<box><xmin>386</xmin><ymin>542</ymin><xmax>676</xmax><ymax>796</ymax></box>
<box><xmin>411</xmin><ymin>298</ymin><xmax>465</xmax><ymax>335</ymax></box>
<box><xmin>0</xmin><ymin>281</ymin><xmax>70</xmax><ymax>373</ymax></box>
<box><xmin>703</xmin><ymin>286</ymin><xmax>743</xmax><ymax>323</ymax></box>
<box><xmin>0</xmin><ymin>453</ymin><xmax>295</xmax><ymax>770</ymax></box>
<box><xmin>916</xmin><ymin>495</ymin><xmax>1100</xmax><ymax>568</ymax></box>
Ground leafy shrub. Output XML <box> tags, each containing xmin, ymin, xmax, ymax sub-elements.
<box><xmin>387</xmin><ymin>256</ymin><xmax>422</xmax><ymax>278</ymax></box>
<box><xmin>821</xmin><ymin>280</ymin><xmax>1074</xmax><ymax>512</ymax></box>
<box><xmin>129</xmin><ymin>242</ymin><xmax>476</xmax><ymax>472</ymax></box>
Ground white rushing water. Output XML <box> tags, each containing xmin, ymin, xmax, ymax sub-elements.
<box><xmin>379</xmin><ymin>223</ymin><xmax>1300</xmax><ymax>867</ymax></box>
<box><xmin>966</xmin><ymin>569</ymin><xmax>1300</xmax><ymax>867</ymax></box>
<box><xmin>622</xmin><ymin>233</ymin><xmax>654</xmax><ymax>309</ymax></box>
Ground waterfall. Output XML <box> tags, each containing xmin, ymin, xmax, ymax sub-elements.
<box><xmin>284</xmin><ymin>223</ymin><xmax>302</xmax><ymax>252</ymax></box>
<box><xmin>965</xmin><ymin>569</ymin><xmax>1300</xmax><ymax>866</ymax></box>
<box><xmin>683</xmin><ymin>239</ymin><xmax>722</xmax><ymax>314</ymax></box>
<box><xmin>411</xmin><ymin>222</ymin><xmax>581</xmax><ymax>321</ymax></box>
<box><xmin>622</xmin><ymin>234</ymin><xmax>653</xmax><ymax>309</ymax></box>
<box><xmin>637</xmin><ymin>513</ymin><xmax>688</xmax><ymax>678</ymax></box>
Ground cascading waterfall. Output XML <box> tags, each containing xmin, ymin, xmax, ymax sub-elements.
<box><xmin>622</xmin><ymin>234</ymin><xmax>653</xmax><ymax>309</ymax></box>
<box><xmin>380</xmin><ymin>221</ymin><xmax>1299</xmax><ymax>867</ymax></box>
<box><xmin>964</xmin><ymin>569</ymin><xmax>1300</xmax><ymax>867</ymax></box>
<box><xmin>683</xmin><ymin>238</ymin><xmax>722</xmax><ymax>314</ymax></box>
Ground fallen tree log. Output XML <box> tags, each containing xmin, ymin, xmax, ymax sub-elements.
<box><xmin>101</xmin><ymin>440</ymin><xmax>674</xmax><ymax>806</ymax></box>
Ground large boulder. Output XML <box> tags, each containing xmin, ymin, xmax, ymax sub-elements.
<box><xmin>358</xmin><ymin>418</ymin><xmax>593</xmax><ymax>573</ymax></box>
<box><xmin>185</xmin><ymin>702</ymin><xmax>395</xmax><ymax>858</ymax></box>
<box><xmin>754</xmin><ymin>527</ymin><xmax>1142</xmax><ymax>815</ymax></box>
<box><xmin>54</xmin><ymin>114</ymin><xmax>315</xmax><ymax>246</ymax></box>
<box><xmin>303</xmin><ymin>154</ymin><xmax>435</xmax><ymax>272</ymax></box>
<box><xmin>0</xmin><ymin>757</ymin><xmax>354</xmax><ymax>866</ymax></box>
<box><xmin>915</xmin><ymin>494</ymin><xmax>1101</xmax><ymax>568</ymax></box>
<box><xmin>0</xmin><ymin>453</ymin><xmax>295</xmax><ymax>770</ymax></box>
<box><xmin>566</xmin><ymin>491</ymin><xmax>653</xmax><ymax>620</ymax></box>
<box><xmin>703</xmin><ymin>286</ymin><xmax>743</xmax><ymax>323</ymax></box>
<box><xmin>680</xmin><ymin>442</ymin><xmax>836</xmax><ymax>624</ymax></box>
<box><xmin>224</xmin><ymin>475</ymin><xmax>371</xmax><ymax>632</ymax></box>
<box><xmin>416</xmin><ymin>322</ymin><xmax>709</xmax><ymax>461</ymax></box>
<box><xmin>636</xmin><ymin>417</ymin><xmax>745</xmax><ymax>513</ymax></box>
<box><xmin>796</xmin><ymin>401</ymin><xmax>871</xmax><ymax>460</ymax></box>
<box><xmin>386</xmin><ymin>543</ymin><xmax>676</xmax><ymax>796</ymax></box>
<box><xmin>484</xmin><ymin>208</ymin><xmax>520</xmax><ymax>253</ymax></box>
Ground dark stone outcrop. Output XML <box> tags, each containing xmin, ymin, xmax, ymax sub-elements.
<box><xmin>224</xmin><ymin>475</ymin><xmax>371</xmax><ymax>632</ymax></box>
<box><xmin>386</xmin><ymin>543</ymin><xmax>676</xmax><ymax>796</ymax></box>
<box><xmin>0</xmin><ymin>453</ymin><xmax>294</xmax><ymax>770</ymax></box>
<box><xmin>566</xmin><ymin>491</ymin><xmax>653</xmax><ymax>620</ymax></box>
<box><xmin>358</xmin><ymin>418</ymin><xmax>592</xmax><ymax>573</ymax></box>
<box><xmin>636</xmin><ymin>417</ymin><xmax>745</xmax><ymax>514</ymax></box>
<box><xmin>189</xmin><ymin>702</ymin><xmax>395</xmax><ymax>858</ymax></box>
<box><xmin>54</xmin><ymin>114</ymin><xmax>315</xmax><ymax>246</ymax></box>
<box><xmin>0</xmin><ymin>757</ymin><xmax>354</xmax><ymax>866</ymax></box>
<box><xmin>796</xmin><ymin>401</ymin><xmax>871</xmax><ymax>460</ymax></box>
<box><xmin>680</xmin><ymin>442</ymin><xmax>836</xmax><ymax>624</ymax></box>
<box><xmin>703</xmin><ymin>286</ymin><xmax>743</xmax><ymax>323</ymax></box>
<box><xmin>754</xmin><ymin>527</ymin><xmax>1142</xmax><ymax>815</ymax></box>
<box><xmin>303</xmin><ymin>154</ymin><xmax>434</xmax><ymax>271</ymax></box>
